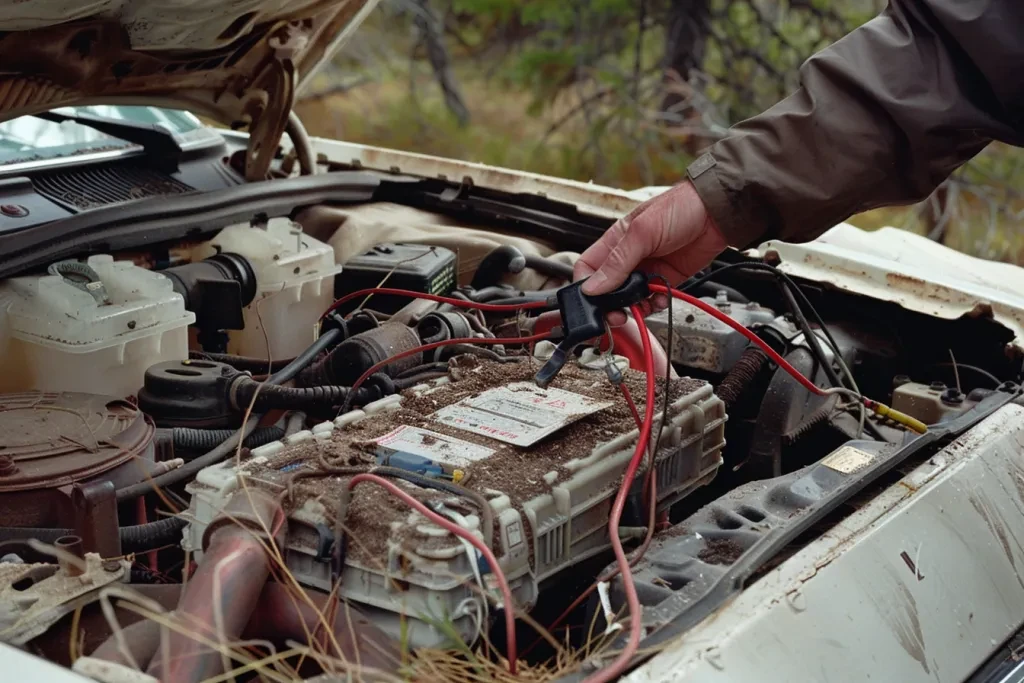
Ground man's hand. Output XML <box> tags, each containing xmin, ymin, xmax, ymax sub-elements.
<box><xmin>573</xmin><ymin>181</ymin><xmax>727</xmax><ymax>320</ymax></box>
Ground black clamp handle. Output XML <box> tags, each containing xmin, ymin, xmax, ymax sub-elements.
<box><xmin>534</xmin><ymin>271</ymin><xmax>650</xmax><ymax>387</ymax></box>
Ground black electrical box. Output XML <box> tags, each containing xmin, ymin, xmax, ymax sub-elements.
<box><xmin>334</xmin><ymin>243</ymin><xmax>458</xmax><ymax>315</ymax></box>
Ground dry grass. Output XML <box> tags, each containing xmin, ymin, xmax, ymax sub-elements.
<box><xmin>295</xmin><ymin>66</ymin><xmax>692</xmax><ymax>190</ymax></box>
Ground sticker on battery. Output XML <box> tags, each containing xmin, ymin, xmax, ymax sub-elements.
<box><xmin>432</xmin><ymin>382</ymin><xmax>613</xmax><ymax>447</ymax></box>
<box><xmin>373</xmin><ymin>425</ymin><xmax>495</xmax><ymax>467</ymax></box>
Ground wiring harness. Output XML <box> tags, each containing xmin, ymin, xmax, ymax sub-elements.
<box><xmin>154</xmin><ymin>276</ymin><xmax>928</xmax><ymax>679</ymax></box>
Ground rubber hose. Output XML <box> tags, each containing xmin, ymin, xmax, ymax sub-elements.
<box><xmin>189</xmin><ymin>351</ymin><xmax>295</xmax><ymax>373</ymax></box>
<box><xmin>233</xmin><ymin>374</ymin><xmax>395</xmax><ymax>412</ymax></box>
<box><xmin>171</xmin><ymin>426</ymin><xmax>285</xmax><ymax>453</ymax></box>
<box><xmin>115</xmin><ymin>329</ymin><xmax>343</xmax><ymax>501</ymax></box>
<box><xmin>396</xmin><ymin>361</ymin><xmax>450</xmax><ymax>379</ymax></box>
<box><xmin>286</xmin><ymin>111</ymin><xmax>316</xmax><ymax>176</ymax></box>
<box><xmin>716</xmin><ymin>346</ymin><xmax>769</xmax><ymax>409</ymax></box>
<box><xmin>470</xmin><ymin>245</ymin><xmax>574</xmax><ymax>289</ymax></box>
<box><xmin>468</xmin><ymin>286</ymin><xmax>556</xmax><ymax>303</ymax></box>
<box><xmin>0</xmin><ymin>517</ymin><xmax>187</xmax><ymax>554</ymax></box>
<box><xmin>268</xmin><ymin>328</ymin><xmax>343</xmax><ymax>385</ymax></box>
<box><xmin>393</xmin><ymin>372</ymin><xmax>448</xmax><ymax>388</ymax></box>
<box><xmin>234</xmin><ymin>380</ymin><xmax>365</xmax><ymax>411</ymax></box>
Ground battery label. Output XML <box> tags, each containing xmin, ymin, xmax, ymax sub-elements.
<box><xmin>432</xmin><ymin>382</ymin><xmax>613</xmax><ymax>447</ymax></box>
<box><xmin>373</xmin><ymin>425</ymin><xmax>495</xmax><ymax>467</ymax></box>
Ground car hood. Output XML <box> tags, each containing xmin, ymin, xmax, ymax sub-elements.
<box><xmin>757</xmin><ymin>224</ymin><xmax>1024</xmax><ymax>356</ymax></box>
<box><xmin>0</xmin><ymin>0</ymin><xmax>379</xmax><ymax>180</ymax></box>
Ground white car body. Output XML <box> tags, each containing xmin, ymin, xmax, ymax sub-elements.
<box><xmin>2</xmin><ymin>3</ymin><xmax>1024</xmax><ymax>682</ymax></box>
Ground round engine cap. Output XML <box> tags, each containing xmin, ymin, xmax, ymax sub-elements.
<box><xmin>0</xmin><ymin>392</ymin><xmax>154</xmax><ymax>492</ymax></box>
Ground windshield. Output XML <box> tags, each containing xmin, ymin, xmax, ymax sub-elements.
<box><xmin>0</xmin><ymin>106</ymin><xmax>204</xmax><ymax>165</ymax></box>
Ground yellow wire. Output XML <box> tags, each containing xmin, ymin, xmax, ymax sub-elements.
<box><xmin>870</xmin><ymin>402</ymin><xmax>929</xmax><ymax>434</ymax></box>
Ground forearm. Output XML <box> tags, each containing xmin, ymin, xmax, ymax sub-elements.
<box><xmin>689</xmin><ymin>0</ymin><xmax>1023</xmax><ymax>248</ymax></box>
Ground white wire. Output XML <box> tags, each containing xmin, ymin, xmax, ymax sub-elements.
<box><xmin>823</xmin><ymin>387</ymin><xmax>866</xmax><ymax>439</ymax></box>
<box><xmin>439</xmin><ymin>505</ymin><xmax>490</xmax><ymax>622</ymax></box>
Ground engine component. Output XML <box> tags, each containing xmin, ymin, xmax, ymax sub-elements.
<box><xmin>159</xmin><ymin>252</ymin><xmax>256</xmax><ymax>353</ymax></box>
<box><xmin>598</xmin><ymin>439</ymin><xmax>896</xmax><ymax>644</ymax></box>
<box><xmin>0</xmin><ymin>254</ymin><xmax>194</xmax><ymax>398</ymax></box>
<box><xmin>529</xmin><ymin>309</ymin><xmax>675</xmax><ymax>378</ymax></box>
<box><xmin>0</xmin><ymin>392</ymin><xmax>157</xmax><ymax>529</ymax></box>
<box><xmin>416</xmin><ymin>311</ymin><xmax>473</xmax><ymax>345</ymax></box>
<box><xmin>333</xmin><ymin>243</ymin><xmax>457</xmax><ymax>316</ymax></box>
<box><xmin>716</xmin><ymin>346</ymin><xmax>769</xmax><ymax>409</ymax></box>
<box><xmin>646</xmin><ymin>293</ymin><xmax>777</xmax><ymax>373</ymax></box>
<box><xmin>168</xmin><ymin>425</ymin><xmax>286</xmax><ymax>452</ymax></box>
<box><xmin>184</xmin><ymin>356</ymin><xmax>727</xmax><ymax>648</ymax></box>
<box><xmin>299</xmin><ymin>321</ymin><xmax>424</xmax><ymax>387</ymax></box>
<box><xmin>0</xmin><ymin>553</ymin><xmax>129</xmax><ymax>645</ymax></box>
<box><xmin>138</xmin><ymin>359</ymin><xmax>238</xmax><ymax>428</ymax></box>
<box><xmin>85</xmin><ymin>581</ymin><xmax>398</xmax><ymax>676</ymax></box>
<box><xmin>470</xmin><ymin>244</ymin><xmax>573</xmax><ymax>289</ymax></box>
<box><xmin>139</xmin><ymin>360</ymin><xmax>384</xmax><ymax>426</ymax></box>
<box><xmin>750</xmin><ymin>340</ymin><xmax>838</xmax><ymax>477</ymax></box>
<box><xmin>0</xmin><ymin>518</ymin><xmax>187</xmax><ymax>556</ymax></box>
<box><xmin>192</xmin><ymin>217</ymin><xmax>343</xmax><ymax>359</ymax></box>
<box><xmin>891</xmin><ymin>380</ymin><xmax>979</xmax><ymax>426</ymax></box>
<box><xmin>536</xmin><ymin>271</ymin><xmax>652</xmax><ymax>387</ymax></box>
<box><xmin>148</xmin><ymin>489</ymin><xmax>283</xmax><ymax>683</ymax></box>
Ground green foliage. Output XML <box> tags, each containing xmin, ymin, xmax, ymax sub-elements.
<box><xmin>312</xmin><ymin>0</ymin><xmax>1023</xmax><ymax>263</ymax></box>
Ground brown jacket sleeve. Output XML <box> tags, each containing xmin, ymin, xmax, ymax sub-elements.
<box><xmin>687</xmin><ymin>0</ymin><xmax>1024</xmax><ymax>248</ymax></box>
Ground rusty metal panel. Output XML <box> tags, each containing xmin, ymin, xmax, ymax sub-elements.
<box><xmin>626</xmin><ymin>404</ymin><xmax>1024</xmax><ymax>683</ymax></box>
<box><xmin>757</xmin><ymin>223</ymin><xmax>1024</xmax><ymax>355</ymax></box>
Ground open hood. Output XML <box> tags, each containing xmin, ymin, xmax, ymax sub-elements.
<box><xmin>0</xmin><ymin>0</ymin><xmax>379</xmax><ymax>180</ymax></box>
<box><xmin>757</xmin><ymin>223</ymin><xmax>1024</xmax><ymax>356</ymax></box>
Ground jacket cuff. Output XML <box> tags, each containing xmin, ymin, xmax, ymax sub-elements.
<box><xmin>686</xmin><ymin>153</ymin><xmax>768</xmax><ymax>250</ymax></box>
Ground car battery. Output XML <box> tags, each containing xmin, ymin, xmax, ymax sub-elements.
<box><xmin>334</xmin><ymin>243</ymin><xmax>457</xmax><ymax>315</ymax></box>
<box><xmin>184</xmin><ymin>353</ymin><xmax>727</xmax><ymax>649</ymax></box>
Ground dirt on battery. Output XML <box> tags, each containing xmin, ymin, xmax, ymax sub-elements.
<box><xmin>246</xmin><ymin>355</ymin><xmax>705</xmax><ymax>563</ymax></box>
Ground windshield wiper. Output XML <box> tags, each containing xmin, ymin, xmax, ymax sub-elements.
<box><xmin>33</xmin><ymin>110</ymin><xmax>184</xmax><ymax>173</ymax></box>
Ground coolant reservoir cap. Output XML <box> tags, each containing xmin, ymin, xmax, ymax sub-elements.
<box><xmin>0</xmin><ymin>392</ymin><xmax>154</xmax><ymax>492</ymax></box>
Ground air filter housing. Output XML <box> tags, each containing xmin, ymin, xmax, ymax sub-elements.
<box><xmin>0</xmin><ymin>391</ymin><xmax>157</xmax><ymax>528</ymax></box>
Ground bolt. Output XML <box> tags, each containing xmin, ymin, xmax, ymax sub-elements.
<box><xmin>0</xmin><ymin>455</ymin><xmax>17</xmax><ymax>476</ymax></box>
<box><xmin>764</xmin><ymin>249</ymin><xmax>782</xmax><ymax>266</ymax></box>
<box><xmin>103</xmin><ymin>560</ymin><xmax>121</xmax><ymax>573</ymax></box>
<box><xmin>714</xmin><ymin>290</ymin><xmax>731</xmax><ymax>312</ymax></box>
<box><xmin>941</xmin><ymin>387</ymin><xmax>964</xmax><ymax>405</ymax></box>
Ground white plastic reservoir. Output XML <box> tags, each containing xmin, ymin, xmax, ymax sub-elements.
<box><xmin>194</xmin><ymin>217</ymin><xmax>342</xmax><ymax>360</ymax></box>
<box><xmin>0</xmin><ymin>255</ymin><xmax>195</xmax><ymax>398</ymax></box>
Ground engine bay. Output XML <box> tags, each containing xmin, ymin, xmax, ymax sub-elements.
<box><xmin>0</xmin><ymin>200</ymin><xmax>1020</xmax><ymax>683</ymax></box>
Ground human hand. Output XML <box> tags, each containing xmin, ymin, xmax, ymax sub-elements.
<box><xmin>573</xmin><ymin>181</ymin><xmax>727</xmax><ymax>323</ymax></box>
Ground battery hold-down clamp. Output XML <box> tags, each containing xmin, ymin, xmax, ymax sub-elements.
<box><xmin>534</xmin><ymin>271</ymin><xmax>651</xmax><ymax>388</ymax></box>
